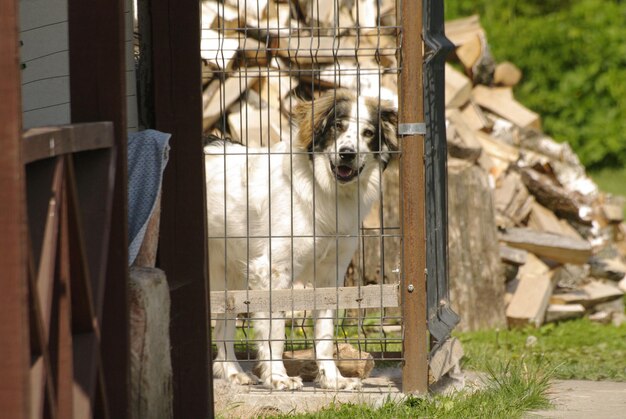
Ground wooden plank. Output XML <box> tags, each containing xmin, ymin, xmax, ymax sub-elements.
<box><xmin>22</xmin><ymin>123</ymin><xmax>114</xmax><ymax>164</ymax></box>
<box><xmin>550</xmin><ymin>281</ymin><xmax>624</xmax><ymax>307</ymax></box>
<box><xmin>68</xmin><ymin>0</ymin><xmax>129</xmax><ymax>417</ymax></box>
<box><xmin>55</xmin><ymin>176</ymin><xmax>74</xmax><ymax>419</ymax></box>
<box><xmin>445</xmin><ymin>15</ymin><xmax>483</xmax><ymax>47</ymax></box>
<box><xmin>210</xmin><ymin>284</ymin><xmax>400</xmax><ymax>314</ymax></box>
<box><xmin>202</xmin><ymin>71</ymin><xmax>260</xmax><ymax>131</ymax></box>
<box><xmin>545</xmin><ymin>304</ymin><xmax>585</xmax><ymax>323</ymax></box>
<box><xmin>506</xmin><ymin>270</ymin><xmax>556</xmax><ymax>328</ymax></box>
<box><xmin>37</xmin><ymin>159</ymin><xmax>64</xmax><ymax>344</ymax></box>
<box><xmin>499</xmin><ymin>227</ymin><xmax>592</xmax><ymax>265</ymax></box>
<box><xmin>520</xmin><ymin>167</ymin><xmax>589</xmax><ymax>223</ymax></box>
<box><xmin>0</xmin><ymin>2</ymin><xmax>30</xmax><ymax>416</ymax></box>
<box><xmin>151</xmin><ymin>1</ymin><xmax>211</xmax><ymax>418</ymax></box>
<box><xmin>276</xmin><ymin>35</ymin><xmax>356</xmax><ymax>64</ymax></box>
<box><xmin>499</xmin><ymin>245</ymin><xmax>527</xmax><ymax>266</ymax></box>
<box><xmin>472</xmin><ymin>85</ymin><xmax>540</xmax><ymax>130</ymax></box>
<box><xmin>444</xmin><ymin>63</ymin><xmax>472</xmax><ymax>108</ymax></box>
<box><xmin>446</xmin><ymin>109</ymin><xmax>482</xmax><ymax>161</ymax></box>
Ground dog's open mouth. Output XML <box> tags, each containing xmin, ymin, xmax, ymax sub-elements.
<box><xmin>330</xmin><ymin>162</ymin><xmax>364</xmax><ymax>183</ymax></box>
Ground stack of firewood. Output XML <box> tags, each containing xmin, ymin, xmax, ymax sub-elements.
<box><xmin>444</xmin><ymin>15</ymin><xmax>626</xmax><ymax>329</ymax></box>
<box><xmin>200</xmin><ymin>0</ymin><xmax>398</xmax><ymax>145</ymax></box>
<box><xmin>199</xmin><ymin>2</ymin><xmax>626</xmax><ymax>330</ymax></box>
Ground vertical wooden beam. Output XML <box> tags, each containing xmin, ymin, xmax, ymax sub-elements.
<box><xmin>399</xmin><ymin>0</ymin><xmax>428</xmax><ymax>393</ymax></box>
<box><xmin>150</xmin><ymin>1</ymin><xmax>212</xmax><ymax>418</ymax></box>
<box><xmin>68</xmin><ymin>0</ymin><xmax>129</xmax><ymax>417</ymax></box>
<box><xmin>0</xmin><ymin>1</ymin><xmax>30</xmax><ymax>418</ymax></box>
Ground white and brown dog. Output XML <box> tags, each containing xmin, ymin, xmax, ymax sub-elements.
<box><xmin>205</xmin><ymin>89</ymin><xmax>397</xmax><ymax>390</ymax></box>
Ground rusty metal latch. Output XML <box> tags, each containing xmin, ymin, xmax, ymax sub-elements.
<box><xmin>398</xmin><ymin>122</ymin><xmax>426</xmax><ymax>136</ymax></box>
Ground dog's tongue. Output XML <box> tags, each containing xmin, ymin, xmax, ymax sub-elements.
<box><xmin>337</xmin><ymin>165</ymin><xmax>354</xmax><ymax>178</ymax></box>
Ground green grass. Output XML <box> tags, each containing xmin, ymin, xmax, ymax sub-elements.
<box><xmin>264</xmin><ymin>359</ymin><xmax>552</xmax><ymax>419</ymax></box>
<box><xmin>457</xmin><ymin>318</ymin><xmax>626</xmax><ymax>382</ymax></box>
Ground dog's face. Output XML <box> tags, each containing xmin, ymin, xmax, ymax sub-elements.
<box><xmin>293</xmin><ymin>90</ymin><xmax>398</xmax><ymax>187</ymax></box>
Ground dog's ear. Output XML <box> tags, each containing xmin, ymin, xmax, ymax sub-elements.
<box><xmin>292</xmin><ymin>90</ymin><xmax>354</xmax><ymax>151</ymax></box>
<box><xmin>379</xmin><ymin>100</ymin><xmax>398</xmax><ymax>154</ymax></box>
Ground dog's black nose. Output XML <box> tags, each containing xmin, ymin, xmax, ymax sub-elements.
<box><xmin>339</xmin><ymin>146</ymin><xmax>356</xmax><ymax>162</ymax></box>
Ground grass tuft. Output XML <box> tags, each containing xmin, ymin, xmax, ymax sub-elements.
<box><xmin>457</xmin><ymin>318</ymin><xmax>626</xmax><ymax>382</ymax></box>
<box><xmin>263</xmin><ymin>358</ymin><xmax>553</xmax><ymax>418</ymax></box>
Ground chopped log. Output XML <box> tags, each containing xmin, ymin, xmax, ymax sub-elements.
<box><xmin>456</xmin><ymin>33</ymin><xmax>482</xmax><ymax>72</ymax></box>
<box><xmin>130</xmin><ymin>267</ymin><xmax>173</xmax><ymax>419</ymax></box>
<box><xmin>448</xmin><ymin>158</ymin><xmax>506</xmax><ymax>331</ymax></box>
<box><xmin>227</xmin><ymin>100</ymin><xmax>283</xmax><ymax>147</ymax></box>
<box><xmin>446</xmin><ymin>109</ymin><xmax>482</xmax><ymax>161</ymax></box>
<box><xmin>460</xmin><ymin>100</ymin><xmax>493</xmax><ymax>131</ymax></box>
<box><xmin>619</xmin><ymin>277</ymin><xmax>626</xmax><ymax>293</ymax></box>
<box><xmin>295</xmin><ymin>0</ymin><xmax>353</xmax><ymax>29</ymax></box>
<box><xmin>550</xmin><ymin>280</ymin><xmax>624</xmax><ymax>307</ymax></box>
<box><xmin>499</xmin><ymin>227</ymin><xmax>592</xmax><ymax>265</ymax></box>
<box><xmin>493</xmin><ymin>61</ymin><xmax>522</xmax><ymax>87</ymax></box>
<box><xmin>200</xmin><ymin>29</ymin><xmax>239</xmax><ymax>70</ymax></box>
<box><xmin>277</xmin><ymin>35</ymin><xmax>356</xmax><ymax>64</ymax></box>
<box><xmin>589</xmin><ymin>257</ymin><xmax>626</xmax><ymax>281</ymax></box>
<box><xmin>465</xmin><ymin>32</ymin><xmax>496</xmax><ymax>85</ymax></box>
<box><xmin>472</xmin><ymin>85</ymin><xmax>540</xmax><ymax>130</ymax></box>
<box><xmin>553</xmin><ymin>263</ymin><xmax>589</xmax><ymax>289</ymax></box>
<box><xmin>500</xmin><ymin>245</ymin><xmax>527</xmax><ymax>266</ymax></box>
<box><xmin>506</xmin><ymin>269</ymin><xmax>556</xmax><ymax>328</ymax></box>
<box><xmin>602</xmin><ymin>203</ymin><xmax>624</xmax><ymax>224</ymax></box>
<box><xmin>225</xmin><ymin>0</ymin><xmax>268</xmax><ymax>20</ymax></box>
<box><xmin>428</xmin><ymin>338</ymin><xmax>464</xmax><ymax>384</ymax></box>
<box><xmin>493</xmin><ymin>171</ymin><xmax>534</xmax><ymax>227</ymax></box>
<box><xmin>202</xmin><ymin>70</ymin><xmax>261</xmax><ymax>131</ymax></box>
<box><xmin>520</xmin><ymin>167</ymin><xmax>591</xmax><ymax>224</ymax></box>
<box><xmin>281</xmin><ymin>343</ymin><xmax>374</xmax><ymax>381</ymax></box>
<box><xmin>445</xmin><ymin>63</ymin><xmax>472</xmax><ymax>108</ymax></box>
<box><xmin>527</xmin><ymin>201</ymin><xmax>581</xmax><ymax>239</ymax></box>
<box><xmin>445</xmin><ymin>15</ymin><xmax>484</xmax><ymax>48</ymax></box>
<box><xmin>518</xmin><ymin>252</ymin><xmax>550</xmax><ymax>278</ymax></box>
<box><xmin>474</xmin><ymin>130</ymin><xmax>520</xmax><ymax>164</ymax></box>
<box><xmin>545</xmin><ymin>304</ymin><xmax>585</xmax><ymax>323</ymax></box>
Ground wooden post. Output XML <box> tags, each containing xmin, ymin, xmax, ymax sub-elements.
<box><xmin>68</xmin><ymin>0</ymin><xmax>130</xmax><ymax>417</ymax></box>
<box><xmin>0</xmin><ymin>1</ymin><xmax>30</xmax><ymax>417</ymax></box>
<box><xmin>150</xmin><ymin>1</ymin><xmax>212</xmax><ymax>418</ymax></box>
<box><xmin>399</xmin><ymin>0</ymin><xmax>429</xmax><ymax>394</ymax></box>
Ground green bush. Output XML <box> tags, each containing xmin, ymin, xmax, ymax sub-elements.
<box><xmin>445</xmin><ymin>0</ymin><xmax>626</xmax><ymax>169</ymax></box>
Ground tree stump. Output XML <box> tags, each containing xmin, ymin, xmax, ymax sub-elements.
<box><xmin>447</xmin><ymin>158</ymin><xmax>506</xmax><ymax>331</ymax></box>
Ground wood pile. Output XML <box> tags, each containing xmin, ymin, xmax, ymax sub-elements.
<box><xmin>200</xmin><ymin>0</ymin><xmax>398</xmax><ymax>145</ymax></box>
<box><xmin>199</xmin><ymin>2</ymin><xmax>625</xmax><ymax>330</ymax></box>
<box><xmin>444</xmin><ymin>15</ymin><xmax>626</xmax><ymax>329</ymax></box>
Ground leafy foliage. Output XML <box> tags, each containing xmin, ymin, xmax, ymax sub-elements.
<box><xmin>445</xmin><ymin>0</ymin><xmax>626</xmax><ymax>169</ymax></box>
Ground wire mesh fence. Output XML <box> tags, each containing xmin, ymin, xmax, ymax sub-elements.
<box><xmin>202</xmin><ymin>0</ymin><xmax>408</xmax><ymax>392</ymax></box>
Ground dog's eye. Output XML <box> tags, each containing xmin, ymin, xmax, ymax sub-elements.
<box><xmin>362</xmin><ymin>128</ymin><xmax>375</xmax><ymax>138</ymax></box>
<box><xmin>335</xmin><ymin>120</ymin><xmax>347</xmax><ymax>131</ymax></box>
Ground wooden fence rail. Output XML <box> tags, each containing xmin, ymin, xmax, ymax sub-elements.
<box><xmin>1</xmin><ymin>123</ymin><xmax>117</xmax><ymax>419</ymax></box>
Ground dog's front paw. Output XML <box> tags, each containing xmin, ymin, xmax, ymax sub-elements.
<box><xmin>263</xmin><ymin>374</ymin><xmax>303</xmax><ymax>391</ymax></box>
<box><xmin>214</xmin><ymin>362</ymin><xmax>259</xmax><ymax>386</ymax></box>
<box><xmin>318</xmin><ymin>373</ymin><xmax>362</xmax><ymax>390</ymax></box>
<box><xmin>229</xmin><ymin>372</ymin><xmax>260</xmax><ymax>386</ymax></box>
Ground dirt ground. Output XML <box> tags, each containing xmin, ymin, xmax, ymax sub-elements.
<box><xmin>527</xmin><ymin>380</ymin><xmax>626</xmax><ymax>419</ymax></box>
<box><xmin>214</xmin><ymin>365</ymin><xmax>626</xmax><ymax>418</ymax></box>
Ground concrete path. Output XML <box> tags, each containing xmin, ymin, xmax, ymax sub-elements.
<box><xmin>527</xmin><ymin>380</ymin><xmax>626</xmax><ymax>419</ymax></box>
